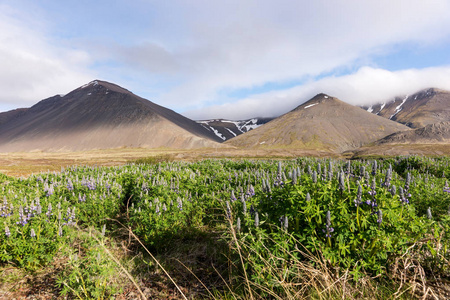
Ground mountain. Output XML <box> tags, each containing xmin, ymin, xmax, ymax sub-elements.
<box><xmin>0</xmin><ymin>80</ymin><xmax>222</xmax><ymax>152</ymax></box>
<box><xmin>375</xmin><ymin>121</ymin><xmax>450</xmax><ymax>145</ymax></box>
<box><xmin>196</xmin><ymin>118</ymin><xmax>274</xmax><ymax>141</ymax></box>
<box><xmin>361</xmin><ymin>88</ymin><xmax>450</xmax><ymax>128</ymax></box>
<box><xmin>226</xmin><ymin>93</ymin><xmax>409</xmax><ymax>153</ymax></box>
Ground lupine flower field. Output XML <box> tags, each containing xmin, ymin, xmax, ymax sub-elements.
<box><xmin>1</xmin><ymin>156</ymin><xmax>450</xmax><ymax>299</ymax></box>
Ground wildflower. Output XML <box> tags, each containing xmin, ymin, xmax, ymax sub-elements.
<box><xmin>427</xmin><ymin>207</ymin><xmax>432</xmax><ymax>220</ymax></box>
<box><xmin>312</xmin><ymin>171</ymin><xmax>317</xmax><ymax>183</ymax></box>
<box><xmin>30</xmin><ymin>228</ymin><xmax>36</xmax><ymax>238</ymax></box>
<box><xmin>5</xmin><ymin>225</ymin><xmax>10</xmax><ymax>237</ymax></box>
<box><xmin>390</xmin><ymin>185</ymin><xmax>397</xmax><ymax>196</ymax></box>
<box><xmin>230</xmin><ymin>190</ymin><xmax>237</xmax><ymax>202</ymax></box>
<box><xmin>323</xmin><ymin>211</ymin><xmax>334</xmax><ymax>238</ymax></box>
<box><xmin>383</xmin><ymin>167</ymin><xmax>392</xmax><ymax>188</ymax></box>
<box><xmin>254</xmin><ymin>212</ymin><xmax>259</xmax><ymax>227</ymax></box>
<box><xmin>338</xmin><ymin>172</ymin><xmax>345</xmax><ymax>191</ymax></box>
<box><xmin>444</xmin><ymin>181</ymin><xmax>450</xmax><ymax>193</ymax></box>
<box><xmin>283</xmin><ymin>215</ymin><xmax>288</xmax><ymax>231</ymax></box>
<box><xmin>306</xmin><ymin>192</ymin><xmax>311</xmax><ymax>202</ymax></box>
<box><xmin>377</xmin><ymin>210</ymin><xmax>383</xmax><ymax>226</ymax></box>
<box><xmin>354</xmin><ymin>183</ymin><xmax>362</xmax><ymax>207</ymax></box>
<box><xmin>236</xmin><ymin>217</ymin><xmax>241</xmax><ymax>232</ymax></box>
<box><xmin>405</xmin><ymin>173</ymin><xmax>411</xmax><ymax>191</ymax></box>
<box><xmin>226</xmin><ymin>201</ymin><xmax>231</xmax><ymax>219</ymax></box>
<box><xmin>59</xmin><ymin>225</ymin><xmax>63</xmax><ymax>237</ymax></box>
<box><xmin>177</xmin><ymin>197</ymin><xmax>183</xmax><ymax>211</ymax></box>
<box><xmin>399</xmin><ymin>187</ymin><xmax>409</xmax><ymax>205</ymax></box>
<box><xmin>247</xmin><ymin>185</ymin><xmax>255</xmax><ymax>197</ymax></box>
<box><xmin>292</xmin><ymin>170</ymin><xmax>297</xmax><ymax>185</ymax></box>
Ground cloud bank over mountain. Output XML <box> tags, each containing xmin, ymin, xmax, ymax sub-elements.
<box><xmin>1</xmin><ymin>1</ymin><xmax>450</xmax><ymax>119</ymax></box>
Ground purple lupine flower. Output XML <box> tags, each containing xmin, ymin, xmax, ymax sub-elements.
<box><xmin>230</xmin><ymin>190</ymin><xmax>237</xmax><ymax>202</ymax></box>
<box><xmin>177</xmin><ymin>197</ymin><xmax>183</xmax><ymax>211</ymax></box>
<box><xmin>354</xmin><ymin>184</ymin><xmax>362</xmax><ymax>207</ymax></box>
<box><xmin>443</xmin><ymin>181</ymin><xmax>450</xmax><ymax>193</ymax></box>
<box><xmin>59</xmin><ymin>225</ymin><xmax>63</xmax><ymax>237</ymax></box>
<box><xmin>248</xmin><ymin>185</ymin><xmax>255</xmax><ymax>197</ymax></box>
<box><xmin>371</xmin><ymin>161</ymin><xmax>377</xmax><ymax>176</ymax></box>
<box><xmin>226</xmin><ymin>201</ymin><xmax>231</xmax><ymax>219</ymax></box>
<box><xmin>323</xmin><ymin>211</ymin><xmax>334</xmax><ymax>238</ymax></box>
<box><xmin>383</xmin><ymin>167</ymin><xmax>392</xmax><ymax>188</ymax></box>
<box><xmin>306</xmin><ymin>192</ymin><xmax>311</xmax><ymax>202</ymax></box>
<box><xmin>404</xmin><ymin>173</ymin><xmax>411</xmax><ymax>191</ymax></box>
<box><xmin>292</xmin><ymin>169</ymin><xmax>297</xmax><ymax>185</ymax></box>
<box><xmin>338</xmin><ymin>172</ymin><xmax>345</xmax><ymax>191</ymax></box>
<box><xmin>427</xmin><ymin>207</ymin><xmax>432</xmax><ymax>220</ymax></box>
<box><xmin>5</xmin><ymin>225</ymin><xmax>10</xmax><ymax>237</ymax></box>
<box><xmin>390</xmin><ymin>185</ymin><xmax>397</xmax><ymax>196</ymax></box>
<box><xmin>254</xmin><ymin>212</ymin><xmax>259</xmax><ymax>227</ymax></box>
<box><xmin>377</xmin><ymin>210</ymin><xmax>383</xmax><ymax>226</ymax></box>
<box><xmin>285</xmin><ymin>215</ymin><xmax>289</xmax><ymax>230</ymax></box>
<box><xmin>67</xmin><ymin>179</ymin><xmax>74</xmax><ymax>191</ymax></box>
<box><xmin>312</xmin><ymin>171</ymin><xmax>317</xmax><ymax>184</ymax></box>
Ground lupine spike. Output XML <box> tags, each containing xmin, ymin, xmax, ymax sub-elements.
<box><xmin>427</xmin><ymin>207</ymin><xmax>432</xmax><ymax>219</ymax></box>
<box><xmin>284</xmin><ymin>215</ymin><xmax>288</xmax><ymax>231</ymax></box>
<box><xmin>306</xmin><ymin>192</ymin><xmax>311</xmax><ymax>202</ymax></box>
<box><xmin>236</xmin><ymin>217</ymin><xmax>241</xmax><ymax>232</ymax></box>
<box><xmin>255</xmin><ymin>212</ymin><xmax>259</xmax><ymax>227</ymax></box>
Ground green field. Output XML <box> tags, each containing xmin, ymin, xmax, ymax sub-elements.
<box><xmin>1</xmin><ymin>155</ymin><xmax>449</xmax><ymax>299</ymax></box>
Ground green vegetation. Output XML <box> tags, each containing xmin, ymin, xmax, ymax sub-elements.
<box><xmin>1</xmin><ymin>156</ymin><xmax>450</xmax><ymax>298</ymax></box>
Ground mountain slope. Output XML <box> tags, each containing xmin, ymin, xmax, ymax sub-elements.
<box><xmin>196</xmin><ymin>118</ymin><xmax>274</xmax><ymax>141</ymax></box>
<box><xmin>226</xmin><ymin>94</ymin><xmax>409</xmax><ymax>152</ymax></box>
<box><xmin>0</xmin><ymin>80</ymin><xmax>222</xmax><ymax>152</ymax></box>
<box><xmin>361</xmin><ymin>88</ymin><xmax>450</xmax><ymax>128</ymax></box>
<box><xmin>375</xmin><ymin>121</ymin><xmax>450</xmax><ymax>145</ymax></box>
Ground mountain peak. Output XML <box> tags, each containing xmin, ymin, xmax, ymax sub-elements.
<box><xmin>76</xmin><ymin>80</ymin><xmax>134</xmax><ymax>95</ymax></box>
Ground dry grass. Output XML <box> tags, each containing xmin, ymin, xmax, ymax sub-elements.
<box><xmin>0</xmin><ymin>147</ymin><xmax>341</xmax><ymax>177</ymax></box>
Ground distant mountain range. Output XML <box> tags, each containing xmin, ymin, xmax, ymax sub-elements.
<box><xmin>0</xmin><ymin>81</ymin><xmax>448</xmax><ymax>155</ymax></box>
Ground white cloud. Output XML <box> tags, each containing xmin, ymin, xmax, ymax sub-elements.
<box><xmin>122</xmin><ymin>0</ymin><xmax>450</xmax><ymax>109</ymax></box>
<box><xmin>0</xmin><ymin>4</ymin><xmax>94</xmax><ymax>111</ymax></box>
<box><xmin>184</xmin><ymin>66</ymin><xmax>450</xmax><ymax>120</ymax></box>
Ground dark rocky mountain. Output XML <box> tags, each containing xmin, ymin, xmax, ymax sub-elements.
<box><xmin>0</xmin><ymin>80</ymin><xmax>222</xmax><ymax>152</ymax></box>
<box><xmin>361</xmin><ymin>88</ymin><xmax>450</xmax><ymax>128</ymax></box>
<box><xmin>226</xmin><ymin>93</ymin><xmax>409</xmax><ymax>153</ymax></box>
<box><xmin>196</xmin><ymin>118</ymin><xmax>274</xmax><ymax>141</ymax></box>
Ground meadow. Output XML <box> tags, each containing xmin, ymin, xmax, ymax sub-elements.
<box><xmin>1</xmin><ymin>155</ymin><xmax>449</xmax><ymax>299</ymax></box>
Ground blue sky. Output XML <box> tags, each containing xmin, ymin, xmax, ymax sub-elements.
<box><xmin>2</xmin><ymin>0</ymin><xmax>450</xmax><ymax>119</ymax></box>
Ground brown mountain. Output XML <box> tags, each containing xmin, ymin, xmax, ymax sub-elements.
<box><xmin>226</xmin><ymin>93</ymin><xmax>409</xmax><ymax>153</ymax></box>
<box><xmin>0</xmin><ymin>80</ymin><xmax>222</xmax><ymax>152</ymax></box>
<box><xmin>375</xmin><ymin>121</ymin><xmax>450</xmax><ymax>145</ymax></box>
<box><xmin>361</xmin><ymin>88</ymin><xmax>450</xmax><ymax>128</ymax></box>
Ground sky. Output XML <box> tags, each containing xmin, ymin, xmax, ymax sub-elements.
<box><xmin>1</xmin><ymin>0</ymin><xmax>450</xmax><ymax>120</ymax></box>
